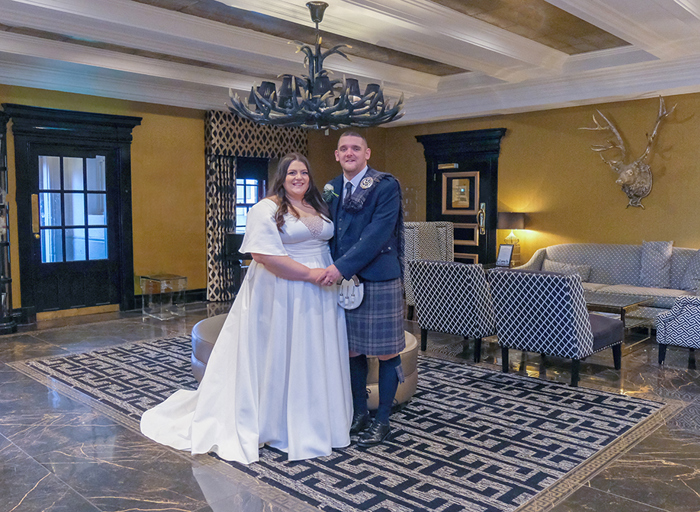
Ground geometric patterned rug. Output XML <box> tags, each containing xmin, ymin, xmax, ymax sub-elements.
<box><xmin>10</xmin><ymin>336</ymin><xmax>667</xmax><ymax>512</ymax></box>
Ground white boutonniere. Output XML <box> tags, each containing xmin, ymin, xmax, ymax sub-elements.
<box><xmin>322</xmin><ymin>184</ymin><xmax>339</xmax><ymax>202</ymax></box>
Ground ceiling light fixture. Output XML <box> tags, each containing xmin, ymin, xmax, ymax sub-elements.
<box><xmin>228</xmin><ymin>1</ymin><xmax>404</xmax><ymax>130</ymax></box>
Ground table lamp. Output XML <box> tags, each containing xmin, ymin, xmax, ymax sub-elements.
<box><xmin>497</xmin><ymin>212</ymin><xmax>526</xmax><ymax>266</ymax></box>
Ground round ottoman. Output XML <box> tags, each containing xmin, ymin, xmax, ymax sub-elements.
<box><xmin>190</xmin><ymin>314</ymin><xmax>419</xmax><ymax>410</ymax></box>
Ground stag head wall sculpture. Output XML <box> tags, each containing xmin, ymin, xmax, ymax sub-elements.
<box><xmin>581</xmin><ymin>97</ymin><xmax>675</xmax><ymax>208</ymax></box>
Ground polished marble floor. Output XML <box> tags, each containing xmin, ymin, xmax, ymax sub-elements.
<box><xmin>1</xmin><ymin>303</ymin><xmax>699</xmax><ymax>512</ymax></box>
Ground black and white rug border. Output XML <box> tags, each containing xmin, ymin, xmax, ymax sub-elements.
<box><xmin>8</xmin><ymin>335</ymin><xmax>680</xmax><ymax>512</ymax></box>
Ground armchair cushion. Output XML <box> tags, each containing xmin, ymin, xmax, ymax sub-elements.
<box><xmin>590</xmin><ymin>313</ymin><xmax>625</xmax><ymax>352</ymax></box>
<box><xmin>640</xmin><ymin>241</ymin><xmax>673</xmax><ymax>288</ymax></box>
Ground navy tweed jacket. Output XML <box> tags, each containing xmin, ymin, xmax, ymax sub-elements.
<box><xmin>326</xmin><ymin>168</ymin><xmax>402</xmax><ymax>282</ymax></box>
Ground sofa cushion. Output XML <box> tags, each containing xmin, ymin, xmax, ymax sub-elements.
<box><xmin>680</xmin><ymin>249</ymin><xmax>700</xmax><ymax>293</ymax></box>
<box><xmin>640</xmin><ymin>241</ymin><xmax>673</xmax><ymax>288</ymax></box>
<box><xmin>582</xmin><ymin>282</ymin><xmax>608</xmax><ymax>292</ymax></box>
<box><xmin>542</xmin><ymin>259</ymin><xmax>591</xmax><ymax>282</ymax></box>
<box><xmin>596</xmin><ymin>284</ymin><xmax>690</xmax><ymax>309</ymax></box>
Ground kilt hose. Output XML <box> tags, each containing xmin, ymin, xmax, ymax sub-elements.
<box><xmin>346</xmin><ymin>278</ymin><xmax>405</xmax><ymax>356</ymax></box>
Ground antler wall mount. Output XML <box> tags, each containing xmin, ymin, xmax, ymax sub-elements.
<box><xmin>580</xmin><ymin>96</ymin><xmax>675</xmax><ymax>208</ymax></box>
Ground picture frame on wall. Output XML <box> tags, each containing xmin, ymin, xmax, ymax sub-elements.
<box><xmin>441</xmin><ymin>171</ymin><xmax>479</xmax><ymax>215</ymax></box>
<box><xmin>496</xmin><ymin>244</ymin><xmax>514</xmax><ymax>267</ymax></box>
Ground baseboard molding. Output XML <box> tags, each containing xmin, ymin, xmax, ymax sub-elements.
<box><xmin>12</xmin><ymin>289</ymin><xmax>207</xmax><ymax>325</ymax></box>
<box><xmin>12</xmin><ymin>306</ymin><xmax>36</xmax><ymax>326</ymax></box>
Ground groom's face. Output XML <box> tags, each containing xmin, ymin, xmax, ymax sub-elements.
<box><xmin>335</xmin><ymin>135</ymin><xmax>371</xmax><ymax>178</ymax></box>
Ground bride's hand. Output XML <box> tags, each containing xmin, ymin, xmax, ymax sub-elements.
<box><xmin>316</xmin><ymin>265</ymin><xmax>342</xmax><ymax>286</ymax></box>
<box><xmin>308</xmin><ymin>268</ymin><xmax>325</xmax><ymax>284</ymax></box>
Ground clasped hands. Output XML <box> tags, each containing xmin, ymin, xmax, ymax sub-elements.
<box><xmin>312</xmin><ymin>264</ymin><xmax>343</xmax><ymax>287</ymax></box>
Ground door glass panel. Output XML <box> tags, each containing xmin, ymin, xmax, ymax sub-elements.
<box><xmin>63</xmin><ymin>157</ymin><xmax>84</xmax><ymax>191</ymax></box>
<box><xmin>39</xmin><ymin>193</ymin><xmax>62</xmax><ymax>226</ymax></box>
<box><xmin>65</xmin><ymin>228</ymin><xmax>86</xmax><ymax>261</ymax></box>
<box><xmin>86</xmin><ymin>156</ymin><xmax>106</xmax><ymax>191</ymax></box>
<box><xmin>38</xmin><ymin>156</ymin><xmax>61</xmax><ymax>190</ymax></box>
<box><xmin>64</xmin><ymin>193</ymin><xmax>86</xmax><ymax>226</ymax></box>
<box><xmin>41</xmin><ymin>229</ymin><xmax>63</xmax><ymax>263</ymax></box>
<box><xmin>88</xmin><ymin>228</ymin><xmax>108</xmax><ymax>260</ymax></box>
<box><xmin>87</xmin><ymin>194</ymin><xmax>107</xmax><ymax>225</ymax></box>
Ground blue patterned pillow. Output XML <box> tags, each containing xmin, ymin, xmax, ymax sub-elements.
<box><xmin>542</xmin><ymin>259</ymin><xmax>591</xmax><ymax>282</ymax></box>
<box><xmin>639</xmin><ymin>241</ymin><xmax>673</xmax><ymax>288</ymax></box>
<box><xmin>680</xmin><ymin>249</ymin><xmax>700</xmax><ymax>293</ymax></box>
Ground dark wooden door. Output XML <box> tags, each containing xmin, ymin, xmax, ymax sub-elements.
<box><xmin>417</xmin><ymin>129</ymin><xmax>506</xmax><ymax>265</ymax></box>
<box><xmin>6</xmin><ymin>103</ymin><xmax>141</xmax><ymax>313</ymax></box>
<box><xmin>19</xmin><ymin>145</ymin><xmax>121</xmax><ymax>312</ymax></box>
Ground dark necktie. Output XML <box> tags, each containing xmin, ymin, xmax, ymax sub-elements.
<box><xmin>344</xmin><ymin>182</ymin><xmax>353</xmax><ymax>205</ymax></box>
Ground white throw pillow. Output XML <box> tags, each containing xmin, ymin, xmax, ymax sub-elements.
<box><xmin>680</xmin><ymin>249</ymin><xmax>700</xmax><ymax>293</ymax></box>
<box><xmin>639</xmin><ymin>240</ymin><xmax>673</xmax><ymax>288</ymax></box>
<box><xmin>542</xmin><ymin>259</ymin><xmax>591</xmax><ymax>282</ymax></box>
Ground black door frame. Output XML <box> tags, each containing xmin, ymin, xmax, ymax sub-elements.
<box><xmin>416</xmin><ymin>128</ymin><xmax>506</xmax><ymax>264</ymax></box>
<box><xmin>4</xmin><ymin>104</ymin><xmax>142</xmax><ymax>312</ymax></box>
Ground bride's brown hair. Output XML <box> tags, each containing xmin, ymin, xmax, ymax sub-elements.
<box><xmin>268</xmin><ymin>153</ymin><xmax>330</xmax><ymax>231</ymax></box>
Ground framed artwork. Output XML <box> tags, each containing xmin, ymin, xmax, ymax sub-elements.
<box><xmin>441</xmin><ymin>171</ymin><xmax>479</xmax><ymax>215</ymax></box>
<box><xmin>496</xmin><ymin>244</ymin><xmax>514</xmax><ymax>267</ymax></box>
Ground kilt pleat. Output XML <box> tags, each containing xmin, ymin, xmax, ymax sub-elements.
<box><xmin>346</xmin><ymin>278</ymin><xmax>405</xmax><ymax>356</ymax></box>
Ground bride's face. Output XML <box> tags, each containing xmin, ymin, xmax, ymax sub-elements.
<box><xmin>284</xmin><ymin>160</ymin><xmax>310</xmax><ymax>200</ymax></box>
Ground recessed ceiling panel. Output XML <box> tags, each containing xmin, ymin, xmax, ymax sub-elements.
<box><xmin>133</xmin><ymin>0</ymin><xmax>469</xmax><ymax>76</ymax></box>
<box><xmin>430</xmin><ymin>0</ymin><xmax>630</xmax><ymax>54</ymax></box>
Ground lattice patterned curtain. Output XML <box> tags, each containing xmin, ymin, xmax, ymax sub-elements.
<box><xmin>205</xmin><ymin>111</ymin><xmax>308</xmax><ymax>301</ymax></box>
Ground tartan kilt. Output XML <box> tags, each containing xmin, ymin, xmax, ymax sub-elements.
<box><xmin>346</xmin><ymin>278</ymin><xmax>405</xmax><ymax>356</ymax></box>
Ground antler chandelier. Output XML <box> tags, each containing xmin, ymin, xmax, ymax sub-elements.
<box><xmin>228</xmin><ymin>2</ymin><xmax>404</xmax><ymax>130</ymax></box>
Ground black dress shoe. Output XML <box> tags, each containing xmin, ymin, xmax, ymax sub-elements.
<box><xmin>357</xmin><ymin>420</ymin><xmax>390</xmax><ymax>447</ymax></box>
<box><xmin>350</xmin><ymin>412</ymin><xmax>371</xmax><ymax>435</ymax></box>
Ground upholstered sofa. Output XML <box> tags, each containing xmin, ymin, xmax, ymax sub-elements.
<box><xmin>518</xmin><ymin>243</ymin><xmax>700</xmax><ymax>322</ymax></box>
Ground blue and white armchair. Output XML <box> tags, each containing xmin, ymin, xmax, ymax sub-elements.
<box><xmin>409</xmin><ymin>260</ymin><xmax>495</xmax><ymax>361</ymax></box>
<box><xmin>487</xmin><ymin>269</ymin><xmax>624</xmax><ymax>387</ymax></box>
<box><xmin>656</xmin><ymin>296</ymin><xmax>700</xmax><ymax>364</ymax></box>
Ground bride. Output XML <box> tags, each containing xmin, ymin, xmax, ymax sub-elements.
<box><xmin>140</xmin><ymin>153</ymin><xmax>352</xmax><ymax>464</ymax></box>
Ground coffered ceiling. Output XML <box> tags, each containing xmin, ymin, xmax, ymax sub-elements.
<box><xmin>2</xmin><ymin>0</ymin><xmax>700</xmax><ymax>126</ymax></box>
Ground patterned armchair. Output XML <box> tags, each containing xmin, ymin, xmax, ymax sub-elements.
<box><xmin>409</xmin><ymin>260</ymin><xmax>495</xmax><ymax>361</ymax></box>
<box><xmin>656</xmin><ymin>296</ymin><xmax>700</xmax><ymax>364</ymax></box>
<box><xmin>487</xmin><ymin>269</ymin><xmax>623</xmax><ymax>387</ymax></box>
<box><xmin>404</xmin><ymin>222</ymin><xmax>454</xmax><ymax>319</ymax></box>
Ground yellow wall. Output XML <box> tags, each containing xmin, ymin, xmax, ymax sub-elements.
<box><xmin>6</xmin><ymin>84</ymin><xmax>698</xmax><ymax>310</ymax></box>
<box><xmin>0</xmin><ymin>85</ymin><xmax>207</xmax><ymax>306</ymax></box>
<box><xmin>310</xmin><ymin>94</ymin><xmax>700</xmax><ymax>264</ymax></box>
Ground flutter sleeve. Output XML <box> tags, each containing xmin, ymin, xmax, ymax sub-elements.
<box><xmin>239</xmin><ymin>199</ymin><xmax>288</xmax><ymax>256</ymax></box>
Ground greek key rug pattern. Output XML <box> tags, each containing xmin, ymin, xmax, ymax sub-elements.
<box><xmin>10</xmin><ymin>337</ymin><xmax>666</xmax><ymax>512</ymax></box>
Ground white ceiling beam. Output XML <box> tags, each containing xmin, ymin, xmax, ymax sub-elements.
<box><xmin>0</xmin><ymin>0</ymin><xmax>438</xmax><ymax>95</ymax></box>
<box><xmin>399</xmin><ymin>52</ymin><xmax>700</xmax><ymax>125</ymax></box>
<box><xmin>0</xmin><ymin>51</ymin><xmax>230</xmax><ymax>110</ymax></box>
<box><xmin>217</xmin><ymin>0</ymin><xmax>568</xmax><ymax>76</ymax></box>
<box><xmin>546</xmin><ymin>0</ymin><xmax>700</xmax><ymax>59</ymax></box>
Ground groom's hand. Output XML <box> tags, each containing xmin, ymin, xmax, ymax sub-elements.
<box><xmin>317</xmin><ymin>265</ymin><xmax>342</xmax><ymax>286</ymax></box>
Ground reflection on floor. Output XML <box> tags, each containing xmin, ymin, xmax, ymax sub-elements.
<box><xmin>1</xmin><ymin>303</ymin><xmax>699</xmax><ymax>512</ymax></box>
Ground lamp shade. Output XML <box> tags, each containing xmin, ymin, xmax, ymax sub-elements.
<box><xmin>497</xmin><ymin>212</ymin><xmax>525</xmax><ymax>230</ymax></box>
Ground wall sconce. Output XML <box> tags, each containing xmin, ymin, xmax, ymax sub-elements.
<box><xmin>497</xmin><ymin>212</ymin><xmax>526</xmax><ymax>266</ymax></box>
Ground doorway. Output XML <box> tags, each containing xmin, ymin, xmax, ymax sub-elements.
<box><xmin>416</xmin><ymin>129</ymin><xmax>506</xmax><ymax>264</ymax></box>
<box><xmin>5</xmin><ymin>104</ymin><xmax>141</xmax><ymax>313</ymax></box>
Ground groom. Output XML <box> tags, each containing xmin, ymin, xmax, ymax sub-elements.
<box><xmin>318</xmin><ymin>131</ymin><xmax>405</xmax><ymax>447</ymax></box>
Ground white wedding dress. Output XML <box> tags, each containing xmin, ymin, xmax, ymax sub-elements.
<box><xmin>140</xmin><ymin>198</ymin><xmax>352</xmax><ymax>464</ymax></box>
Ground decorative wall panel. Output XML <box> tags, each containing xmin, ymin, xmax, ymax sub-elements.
<box><xmin>205</xmin><ymin>111</ymin><xmax>307</xmax><ymax>301</ymax></box>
